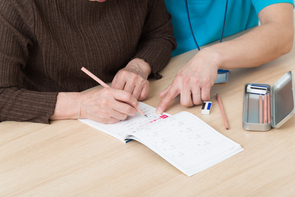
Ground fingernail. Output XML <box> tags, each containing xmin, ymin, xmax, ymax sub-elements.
<box><xmin>156</xmin><ymin>107</ymin><xmax>162</xmax><ymax>114</ymax></box>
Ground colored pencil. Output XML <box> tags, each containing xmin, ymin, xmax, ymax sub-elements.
<box><xmin>259</xmin><ymin>95</ymin><xmax>262</xmax><ymax>124</ymax></box>
<box><xmin>267</xmin><ymin>93</ymin><xmax>271</xmax><ymax>124</ymax></box>
<box><xmin>264</xmin><ymin>94</ymin><xmax>268</xmax><ymax>124</ymax></box>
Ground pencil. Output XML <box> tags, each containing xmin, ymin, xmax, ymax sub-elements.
<box><xmin>216</xmin><ymin>93</ymin><xmax>229</xmax><ymax>130</ymax></box>
<box><xmin>81</xmin><ymin>67</ymin><xmax>147</xmax><ymax>117</ymax></box>
<box><xmin>259</xmin><ymin>95</ymin><xmax>262</xmax><ymax>124</ymax></box>
<box><xmin>267</xmin><ymin>93</ymin><xmax>271</xmax><ymax>124</ymax></box>
<box><xmin>264</xmin><ymin>94</ymin><xmax>268</xmax><ymax>124</ymax></box>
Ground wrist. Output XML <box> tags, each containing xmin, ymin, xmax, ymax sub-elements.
<box><xmin>127</xmin><ymin>58</ymin><xmax>151</xmax><ymax>78</ymax></box>
<box><xmin>200</xmin><ymin>47</ymin><xmax>224</xmax><ymax>70</ymax></box>
<box><xmin>51</xmin><ymin>92</ymin><xmax>82</xmax><ymax>120</ymax></box>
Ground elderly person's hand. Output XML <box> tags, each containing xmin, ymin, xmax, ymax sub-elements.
<box><xmin>111</xmin><ymin>58</ymin><xmax>151</xmax><ymax>101</ymax></box>
<box><xmin>51</xmin><ymin>88</ymin><xmax>139</xmax><ymax>124</ymax></box>
<box><xmin>79</xmin><ymin>88</ymin><xmax>139</xmax><ymax>123</ymax></box>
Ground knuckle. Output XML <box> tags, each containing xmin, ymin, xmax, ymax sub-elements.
<box><xmin>132</xmin><ymin>92</ymin><xmax>140</xmax><ymax>100</ymax></box>
<box><xmin>201</xmin><ymin>76</ymin><xmax>211</xmax><ymax>85</ymax></box>
<box><xmin>176</xmin><ymin>73</ymin><xmax>183</xmax><ymax>78</ymax></box>
<box><xmin>120</xmin><ymin>114</ymin><xmax>128</xmax><ymax>120</ymax></box>
<box><xmin>164</xmin><ymin>92</ymin><xmax>173</xmax><ymax>99</ymax></box>
<box><xmin>119</xmin><ymin>69</ymin><xmax>128</xmax><ymax>76</ymax></box>
<box><xmin>100</xmin><ymin>99</ymin><xmax>109</xmax><ymax>106</ymax></box>
<box><xmin>181</xmin><ymin>100</ymin><xmax>192</xmax><ymax>107</ymax></box>
<box><xmin>108</xmin><ymin>119</ymin><xmax>120</xmax><ymax>124</ymax></box>
<box><xmin>122</xmin><ymin>104</ymin><xmax>130</xmax><ymax>113</ymax></box>
<box><xmin>100</xmin><ymin>120</ymin><xmax>108</xmax><ymax>124</ymax></box>
<box><xmin>98</xmin><ymin>117</ymin><xmax>110</xmax><ymax>124</ymax></box>
<box><xmin>184</xmin><ymin>77</ymin><xmax>191</xmax><ymax>86</ymax></box>
<box><xmin>125</xmin><ymin>105</ymin><xmax>136</xmax><ymax>115</ymax></box>
<box><xmin>174</xmin><ymin>75</ymin><xmax>182</xmax><ymax>83</ymax></box>
<box><xmin>123</xmin><ymin>93</ymin><xmax>132</xmax><ymax>101</ymax></box>
<box><xmin>129</xmin><ymin>75</ymin><xmax>137</xmax><ymax>83</ymax></box>
<box><xmin>203</xmin><ymin>94</ymin><xmax>210</xmax><ymax>101</ymax></box>
<box><xmin>139</xmin><ymin>92</ymin><xmax>148</xmax><ymax>101</ymax></box>
<box><xmin>194</xmin><ymin>100</ymin><xmax>202</xmax><ymax>105</ymax></box>
<box><xmin>99</xmin><ymin>108</ymin><xmax>108</xmax><ymax>115</ymax></box>
<box><xmin>101</xmin><ymin>88</ymin><xmax>112</xmax><ymax>96</ymax></box>
<box><xmin>192</xmin><ymin>77</ymin><xmax>200</xmax><ymax>84</ymax></box>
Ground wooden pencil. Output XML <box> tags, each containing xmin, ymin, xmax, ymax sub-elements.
<box><xmin>259</xmin><ymin>95</ymin><xmax>262</xmax><ymax>124</ymax></box>
<box><xmin>216</xmin><ymin>94</ymin><xmax>229</xmax><ymax>130</ymax></box>
<box><xmin>264</xmin><ymin>94</ymin><xmax>268</xmax><ymax>124</ymax></box>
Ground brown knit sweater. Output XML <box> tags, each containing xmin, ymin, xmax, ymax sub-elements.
<box><xmin>0</xmin><ymin>0</ymin><xmax>176</xmax><ymax>123</ymax></box>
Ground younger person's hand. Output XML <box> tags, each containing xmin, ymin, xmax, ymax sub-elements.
<box><xmin>111</xmin><ymin>58</ymin><xmax>151</xmax><ymax>101</ymax></box>
<box><xmin>156</xmin><ymin>49</ymin><xmax>219</xmax><ymax>114</ymax></box>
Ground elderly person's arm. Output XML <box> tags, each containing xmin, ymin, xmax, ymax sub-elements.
<box><xmin>111</xmin><ymin>0</ymin><xmax>176</xmax><ymax>100</ymax></box>
<box><xmin>0</xmin><ymin>0</ymin><xmax>59</xmax><ymax>123</ymax></box>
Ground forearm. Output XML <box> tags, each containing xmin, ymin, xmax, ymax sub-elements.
<box><xmin>204</xmin><ymin>4</ymin><xmax>294</xmax><ymax>69</ymax></box>
<box><xmin>0</xmin><ymin>88</ymin><xmax>58</xmax><ymax>123</ymax></box>
<box><xmin>207</xmin><ymin>23</ymin><xmax>293</xmax><ymax>69</ymax></box>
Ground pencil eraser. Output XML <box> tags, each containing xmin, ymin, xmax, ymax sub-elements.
<box><xmin>247</xmin><ymin>85</ymin><xmax>267</xmax><ymax>95</ymax></box>
<box><xmin>201</xmin><ymin>101</ymin><xmax>212</xmax><ymax>115</ymax></box>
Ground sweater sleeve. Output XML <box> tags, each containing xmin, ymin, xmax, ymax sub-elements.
<box><xmin>133</xmin><ymin>0</ymin><xmax>177</xmax><ymax>79</ymax></box>
<box><xmin>0</xmin><ymin>0</ymin><xmax>58</xmax><ymax>123</ymax></box>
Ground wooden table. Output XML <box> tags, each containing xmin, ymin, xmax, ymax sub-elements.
<box><xmin>1</xmin><ymin>20</ymin><xmax>295</xmax><ymax>197</ymax></box>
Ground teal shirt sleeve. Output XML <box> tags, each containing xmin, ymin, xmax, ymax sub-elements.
<box><xmin>164</xmin><ymin>0</ymin><xmax>294</xmax><ymax>57</ymax></box>
<box><xmin>252</xmin><ymin>0</ymin><xmax>294</xmax><ymax>14</ymax></box>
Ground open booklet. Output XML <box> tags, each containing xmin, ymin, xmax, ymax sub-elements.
<box><xmin>80</xmin><ymin>102</ymin><xmax>243</xmax><ymax>176</ymax></box>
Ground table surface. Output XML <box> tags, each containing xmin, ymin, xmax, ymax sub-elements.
<box><xmin>1</xmin><ymin>18</ymin><xmax>295</xmax><ymax>197</ymax></box>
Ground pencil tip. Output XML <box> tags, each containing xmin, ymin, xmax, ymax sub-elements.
<box><xmin>145</xmin><ymin>115</ymin><xmax>148</xmax><ymax>117</ymax></box>
<box><xmin>226</xmin><ymin>127</ymin><xmax>229</xmax><ymax>130</ymax></box>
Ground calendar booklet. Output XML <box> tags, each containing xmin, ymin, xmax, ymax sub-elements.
<box><xmin>80</xmin><ymin>102</ymin><xmax>244</xmax><ymax>176</ymax></box>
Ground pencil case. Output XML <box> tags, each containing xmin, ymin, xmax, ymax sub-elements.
<box><xmin>242</xmin><ymin>71</ymin><xmax>295</xmax><ymax>131</ymax></box>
